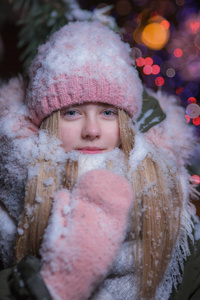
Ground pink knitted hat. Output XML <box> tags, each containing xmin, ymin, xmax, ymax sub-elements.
<box><xmin>26</xmin><ymin>21</ymin><xmax>143</xmax><ymax>126</ymax></box>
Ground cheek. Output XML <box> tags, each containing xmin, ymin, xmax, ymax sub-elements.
<box><xmin>106</xmin><ymin>123</ymin><xmax>121</xmax><ymax>148</ymax></box>
<box><xmin>60</xmin><ymin>122</ymin><xmax>78</xmax><ymax>151</ymax></box>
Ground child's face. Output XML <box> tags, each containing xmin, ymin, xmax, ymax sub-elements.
<box><xmin>60</xmin><ymin>103</ymin><xmax>121</xmax><ymax>154</ymax></box>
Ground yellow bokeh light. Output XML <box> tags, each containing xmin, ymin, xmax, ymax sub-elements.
<box><xmin>141</xmin><ymin>22</ymin><xmax>170</xmax><ymax>50</ymax></box>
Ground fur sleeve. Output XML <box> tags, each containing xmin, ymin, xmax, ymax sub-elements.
<box><xmin>144</xmin><ymin>89</ymin><xmax>197</xmax><ymax>169</ymax></box>
<box><xmin>0</xmin><ymin>76</ymin><xmax>25</xmax><ymax>117</ymax></box>
<box><xmin>0</xmin><ymin>77</ymin><xmax>37</xmax><ymax>221</ymax></box>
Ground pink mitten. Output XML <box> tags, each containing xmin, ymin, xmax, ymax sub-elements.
<box><xmin>41</xmin><ymin>169</ymin><xmax>133</xmax><ymax>300</ymax></box>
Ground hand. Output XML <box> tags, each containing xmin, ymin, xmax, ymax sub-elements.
<box><xmin>41</xmin><ymin>169</ymin><xmax>133</xmax><ymax>300</ymax></box>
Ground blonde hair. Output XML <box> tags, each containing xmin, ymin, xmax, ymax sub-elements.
<box><xmin>119</xmin><ymin>110</ymin><xmax>182</xmax><ymax>298</ymax></box>
<box><xmin>16</xmin><ymin>109</ymin><xmax>182</xmax><ymax>299</ymax></box>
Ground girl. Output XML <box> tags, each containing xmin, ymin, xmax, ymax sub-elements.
<box><xmin>0</xmin><ymin>21</ymin><xmax>199</xmax><ymax>300</ymax></box>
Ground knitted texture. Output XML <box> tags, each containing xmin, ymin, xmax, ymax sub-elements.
<box><xmin>26</xmin><ymin>21</ymin><xmax>143</xmax><ymax>126</ymax></box>
<box><xmin>41</xmin><ymin>169</ymin><xmax>133</xmax><ymax>300</ymax></box>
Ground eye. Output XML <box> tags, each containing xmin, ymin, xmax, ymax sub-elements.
<box><xmin>65</xmin><ymin>110</ymin><xmax>77</xmax><ymax>116</ymax></box>
<box><xmin>102</xmin><ymin>109</ymin><xmax>118</xmax><ymax>117</ymax></box>
<box><xmin>61</xmin><ymin>108</ymin><xmax>80</xmax><ymax>119</ymax></box>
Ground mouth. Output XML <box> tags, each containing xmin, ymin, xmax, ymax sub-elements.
<box><xmin>76</xmin><ymin>147</ymin><xmax>104</xmax><ymax>154</ymax></box>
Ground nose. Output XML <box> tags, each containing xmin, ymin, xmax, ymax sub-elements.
<box><xmin>81</xmin><ymin>118</ymin><xmax>101</xmax><ymax>140</ymax></box>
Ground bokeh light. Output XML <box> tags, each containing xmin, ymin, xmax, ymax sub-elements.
<box><xmin>187</xmin><ymin>61</ymin><xmax>200</xmax><ymax>81</ymax></box>
<box><xmin>174</xmin><ymin>48</ymin><xmax>183</xmax><ymax>57</ymax></box>
<box><xmin>185</xmin><ymin>115</ymin><xmax>191</xmax><ymax>123</ymax></box>
<box><xmin>136</xmin><ymin>57</ymin><xmax>145</xmax><ymax>67</ymax></box>
<box><xmin>186</xmin><ymin>18</ymin><xmax>200</xmax><ymax>34</ymax></box>
<box><xmin>161</xmin><ymin>20</ymin><xmax>170</xmax><ymax>29</ymax></box>
<box><xmin>141</xmin><ymin>20</ymin><xmax>170</xmax><ymax>50</ymax></box>
<box><xmin>167</xmin><ymin>12</ymin><xmax>200</xmax><ymax>83</ymax></box>
<box><xmin>130</xmin><ymin>47</ymin><xmax>142</xmax><ymax>60</ymax></box>
<box><xmin>193</xmin><ymin>116</ymin><xmax>200</xmax><ymax>125</ymax></box>
<box><xmin>186</xmin><ymin>103</ymin><xmax>200</xmax><ymax>118</ymax></box>
<box><xmin>176</xmin><ymin>87</ymin><xmax>184</xmax><ymax>95</ymax></box>
<box><xmin>143</xmin><ymin>65</ymin><xmax>152</xmax><ymax>75</ymax></box>
<box><xmin>152</xmin><ymin>64</ymin><xmax>160</xmax><ymax>75</ymax></box>
<box><xmin>144</xmin><ymin>57</ymin><xmax>153</xmax><ymax>65</ymax></box>
<box><xmin>166</xmin><ymin>68</ymin><xmax>176</xmax><ymax>78</ymax></box>
<box><xmin>188</xmin><ymin>97</ymin><xmax>197</xmax><ymax>104</ymax></box>
<box><xmin>190</xmin><ymin>175</ymin><xmax>200</xmax><ymax>185</ymax></box>
<box><xmin>155</xmin><ymin>76</ymin><xmax>165</xmax><ymax>86</ymax></box>
<box><xmin>113</xmin><ymin>0</ymin><xmax>200</xmax><ymax>135</ymax></box>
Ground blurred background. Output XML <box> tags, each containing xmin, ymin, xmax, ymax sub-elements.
<box><xmin>0</xmin><ymin>0</ymin><xmax>200</xmax><ymax>207</ymax></box>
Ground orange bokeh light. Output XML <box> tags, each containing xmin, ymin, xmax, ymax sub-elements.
<box><xmin>141</xmin><ymin>21</ymin><xmax>170</xmax><ymax>50</ymax></box>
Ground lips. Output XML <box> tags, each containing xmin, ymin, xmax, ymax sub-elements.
<box><xmin>76</xmin><ymin>147</ymin><xmax>104</xmax><ymax>154</ymax></box>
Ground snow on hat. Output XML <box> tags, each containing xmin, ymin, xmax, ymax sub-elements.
<box><xmin>26</xmin><ymin>21</ymin><xmax>143</xmax><ymax>126</ymax></box>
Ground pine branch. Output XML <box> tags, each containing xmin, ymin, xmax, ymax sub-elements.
<box><xmin>9</xmin><ymin>0</ymin><xmax>71</xmax><ymax>71</ymax></box>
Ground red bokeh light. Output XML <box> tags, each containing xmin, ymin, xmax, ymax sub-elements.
<box><xmin>136</xmin><ymin>57</ymin><xmax>145</xmax><ymax>67</ymax></box>
<box><xmin>187</xmin><ymin>97</ymin><xmax>197</xmax><ymax>104</ymax></box>
<box><xmin>185</xmin><ymin>115</ymin><xmax>190</xmax><ymax>123</ymax></box>
<box><xmin>190</xmin><ymin>175</ymin><xmax>200</xmax><ymax>185</ymax></box>
<box><xmin>161</xmin><ymin>20</ymin><xmax>170</xmax><ymax>29</ymax></box>
<box><xmin>190</xmin><ymin>21</ymin><xmax>200</xmax><ymax>34</ymax></box>
<box><xmin>144</xmin><ymin>57</ymin><xmax>153</xmax><ymax>66</ymax></box>
<box><xmin>155</xmin><ymin>77</ymin><xmax>165</xmax><ymax>86</ymax></box>
<box><xmin>152</xmin><ymin>64</ymin><xmax>160</xmax><ymax>75</ymax></box>
<box><xmin>174</xmin><ymin>48</ymin><xmax>183</xmax><ymax>57</ymax></box>
<box><xmin>193</xmin><ymin>117</ymin><xmax>200</xmax><ymax>125</ymax></box>
<box><xmin>176</xmin><ymin>87</ymin><xmax>184</xmax><ymax>95</ymax></box>
<box><xmin>143</xmin><ymin>65</ymin><xmax>152</xmax><ymax>75</ymax></box>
